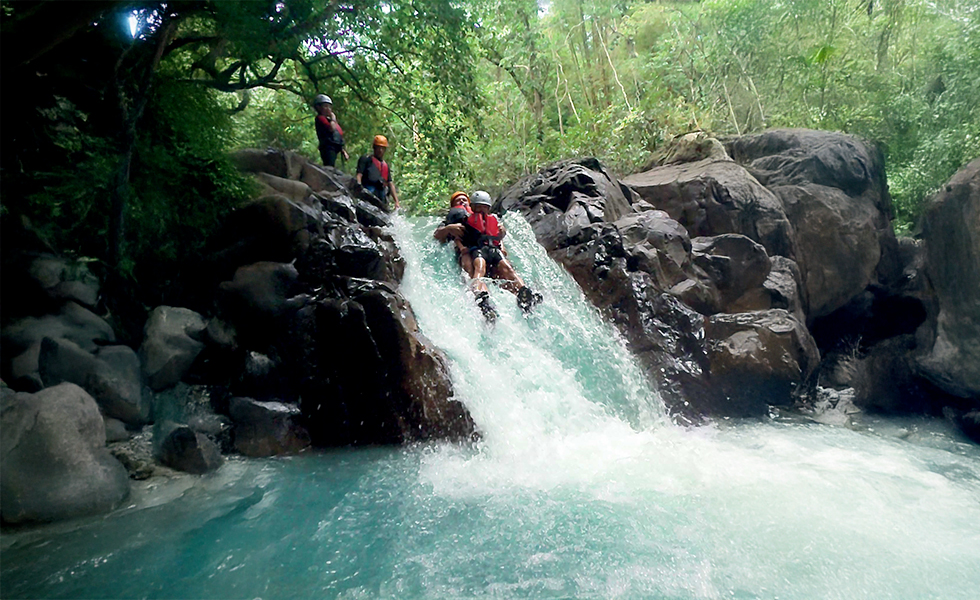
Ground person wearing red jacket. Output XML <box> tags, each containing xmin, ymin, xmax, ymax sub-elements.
<box><xmin>436</xmin><ymin>190</ymin><xmax>542</xmax><ymax>321</ymax></box>
<box><xmin>312</xmin><ymin>94</ymin><xmax>348</xmax><ymax>167</ymax></box>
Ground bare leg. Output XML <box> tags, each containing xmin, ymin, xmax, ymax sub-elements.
<box><xmin>470</xmin><ymin>256</ymin><xmax>489</xmax><ymax>294</ymax></box>
<box><xmin>459</xmin><ymin>252</ymin><xmax>475</xmax><ymax>279</ymax></box>
<box><xmin>491</xmin><ymin>259</ymin><xmax>525</xmax><ymax>295</ymax></box>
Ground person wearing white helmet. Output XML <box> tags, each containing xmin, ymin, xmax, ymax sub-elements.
<box><xmin>437</xmin><ymin>190</ymin><xmax>542</xmax><ymax>320</ymax></box>
<box><xmin>313</xmin><ymin>94</ymin><xmax>348</xmax><ymax>167</ymax></box>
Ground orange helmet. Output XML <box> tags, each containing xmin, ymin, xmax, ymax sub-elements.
<box><xmin>450</xmin><ymin>191</ymin><xmax>469</xmax><ymax>206</ymax></box>
<box><xmin>373</xmin><ymin>135</ymin><xmax>389</xmax><ymax>147</ymax></box>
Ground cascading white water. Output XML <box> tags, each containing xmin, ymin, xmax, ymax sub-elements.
<box><xmin>2</xmin><ymin>214</ymin><xmax>979</xmax><ymax>600</ymax></box>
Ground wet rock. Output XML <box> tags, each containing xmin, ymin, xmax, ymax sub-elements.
<box><xmin>253</xmin><ymin>172</ymin><xmax>314</xmax><ymax>205</ymax></box>
<box><xmin>726</xmin><ymin>129</ymin><xmax>898</xmax><ymax>320</ymax></box>
<box><xmin>763</xmin><ymin>256</ymin><xmax>807</xmax><ymax>325</ymax></box>
<box><xmin>39</xmin><ymin>338</ymin><xmax>149</xmax><ymax>425</ymax></box>
<box><xmin>209</xmin><ymin>195</ymin><xmax>324</xmax><ymax>274</ymax></box>
<box><xmin>498</xmin><ymin>157</ymin><xmax>633</xmax><ymax>223</ymax></box>
<box><xmin>851</xmin><ymin>335</ymin><xmax>945</xmax><ymax>414</ymax></box>
<box><xmin>218</xmin><ymin>262</ymin><xmax>301</xmax><ymax>318</ymax></box>
<box><xmin>139</xmin><ymin>306</ymin><xmax>206</xmax><ymax>392</ymax></box>
<box><xmin>701</xmin><ymin>310</ymin><xmax>819</xmax><ymax>416</ymax></box>
<box><xmin>108</xmin><ymin>428</ymin><xmax>155</xmax><ymax>480</ymax></box>
<box><xmin>915</xmin><ymin>158</ymin><xmax>980</xmax><ymax>400</ymax></box>
<box><xmin>773</xmin><ymin>183</ymin><xmax>883</xmax><ymax>320</ymax></box>
<box><xmin>2</xmin><ymin>301</ymin><xmax>116</xmax><ymax>386</ymax></box>
<box><xmin>1</xmin><ymin>383</ymin><xmax>130</xmax><ymax>524</ymax></box>
<box><xmin>621</xmin><ymin>159</ymin><xmax>797</xmax><ymax>260</ymax></box>
<box><xmin>302</xmin><ymin>285</ymin><xmax>476</xmax><ymax>446</ymax></box>
<box><xmin>104</xmin><ymin>417</ymin><xmax>131</xmax><ymax>443</ymax></box>
<box><xmin>27</xmin><ymin>255</ymin><xmax>100</xmax><ymax>308</ymax></box>
<box><xmin>228</xmin><ymin>397</ymin><xmax>310</xmax><ymax>457</ymax></box>
<box><xmin>690</xmin><ymin>234</ymin><xmax>771</xmax><ymax>314</ymax></box>
<box><xmin>156</xmin><ymin>424</ymin><xmax>223</xmax><ymax>474</ymax></box>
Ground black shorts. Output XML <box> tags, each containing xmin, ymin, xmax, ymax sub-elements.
<box><xmin>470</xmin><ymin>246</ymin><xmax>504</xmax><ymax>269</ymax></box>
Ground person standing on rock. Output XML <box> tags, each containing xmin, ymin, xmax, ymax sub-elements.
<box><xmin>312</xmin><ymin>94</ymin><xmax>348</xmax><ymax>168</ymax></box>
<box><xmin>356</xmin><ymin>135</ymin><xmax>400</xmax><ymax>209</ymax></box>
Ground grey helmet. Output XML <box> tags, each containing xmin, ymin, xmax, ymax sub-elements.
<box><xmin>313</xmin><ymin>94</ymin><xmax>332</xmax><ymax>106</ymax></box>
<box><xmin>471</xmin><ymin>190</ymin><xmax>492</xmax><ymax>207</ymax></box>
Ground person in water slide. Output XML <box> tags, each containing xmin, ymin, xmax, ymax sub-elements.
<box><xmin>433</xmin><ymin>190</ymin><xmax>475</xmax><ymax>277</ymax></box>
<box><xmin>433</xmin><ymin>190</ymin><xmax>542</xmax><ymax>321</ymax></box>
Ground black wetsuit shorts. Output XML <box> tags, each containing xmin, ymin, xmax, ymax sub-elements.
<box><xmin>470</xmin><ymin>246</ymin><xmax>504</xmax><ymax>269</ymax></box>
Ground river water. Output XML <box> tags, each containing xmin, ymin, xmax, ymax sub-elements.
<box><xmin>2</xmin><ymin>215</ymin><xmax>979</xmax><ymax>599</ymax></box>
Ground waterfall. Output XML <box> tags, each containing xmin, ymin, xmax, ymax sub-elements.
<box><xmin>2</xmin><ymin>214</ymin><xmax>979</xmax><ymax>600</ymax></box>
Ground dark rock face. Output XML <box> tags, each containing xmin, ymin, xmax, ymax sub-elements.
<box><xmin>726</xmin><ymin>129</ymin><xmax>899</xmax><ymax>320</ymax></box>
<box><xmin>1</xmin><ymin>383</ymin><xmax>130</xmax><ymax>524</ymax></box>
<box><xmin>2</xmin><ymin>301</ymin><xmax>117</xmax><ymax>391</ymax></box>
<box><xmin>703</xmin><ymin>310</ymin><xmax>820</xmax><ymax>415</ymax></box>
<box><xmin>208</xmin><ymin>149</ymin><xmax>476</xmax><ymax>446</ymax></box>
<box><xmin>622</xmin><ymin>159</ymin><xmax>797</xmax><ymax>260</ymax></box>
<box><xmin>915</xmin><ymin>158</ymin><xmax>980</xmax><ymax>400</ymax></box>
<box><xmin>39</xmin><ymin>337</ymin><xmax>149</xmax><ymax>425</ymax></box>
<box><xmin>157</xmin><ymin>424</ymin><xmax>223</xmax><ymax>474</ymax></box>
<box><xmin>228</xmin><ymin>397</ymin><xmax>310</xmax><ymax>457</ymax></box>
<box><xmin>500</xmin><ymin>156</ymin><xmax>816</xmax><ymax>418</ymax></box>
<box><xmin>139</xmin><ymin>306</ymin><xmax>206</xmax><ymax>392</ymax></box>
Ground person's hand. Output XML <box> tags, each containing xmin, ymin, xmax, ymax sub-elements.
<box><xmin>446</xmin><ymin>224</ymin><xmax>464</xmax><ymax>237</ymax></box>
<box><xmin>342</xmin><ymin>149</ymin><xmax>349</xmax><ymax>160</ymax></box>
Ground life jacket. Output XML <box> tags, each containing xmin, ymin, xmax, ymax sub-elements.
<box><xmin>466</xmin><ymin>212</ymin><xmax>501</xmax><ymax>247</ymax></box>
<box><xmin>371</xmin><ymin>157</ymin><xmax>389</xmax><ymax>182</ymax></box>
<box><xmin>315</xmin><ymin>115</ymin><xmax>343</xmax><ymax>148</ymax></box>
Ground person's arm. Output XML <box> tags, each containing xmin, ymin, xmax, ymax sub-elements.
<box><xmin>356</xmin><ymin>172</ymin><xmax>363</xmax><ymax>185</ymax></box>
<box><xmin>388</xmin><ymin>180</ymin><xmax>400</xmax><ymax>209</ymax></box>
<box><xmin>433</xmin><ymin>223</ymin><xmax>464</xmax><ymax>242</ymax></box>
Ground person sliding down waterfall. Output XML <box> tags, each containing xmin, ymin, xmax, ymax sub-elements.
<box><xmin>433</xmin><ymin>191</ymin><xmax>476</xmax><ymax>279</ymax></box>
<box><xmin>436</xmin><ymin>190</ymin><xmax>542</xmax><ymax>322</ymax></box>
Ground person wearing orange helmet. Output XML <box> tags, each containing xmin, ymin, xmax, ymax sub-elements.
<box><xmin>356</xmin><ymin>135</ymin><xmax>400</xmax><ymax>209</ymax></box>
<box><xmin>434</xmin><ymin>191</ymin><xmax>476</xmax><ymax>278</ymax></box>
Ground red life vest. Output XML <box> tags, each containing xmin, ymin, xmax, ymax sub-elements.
<box><xmin>371</xmin><ymin>157</ymin><xmax>389</xmax><ymax>182</ymax></box>
<box><xmin>466</xmin><ymin>212</ymin><xmax>501</xmax><ymax>247</ymax></box>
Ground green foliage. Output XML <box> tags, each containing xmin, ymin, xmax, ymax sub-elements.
<box><xmin>129</xmin><ymin>78</ymin><xmax>253</xmax><ymax>276</ymax></box>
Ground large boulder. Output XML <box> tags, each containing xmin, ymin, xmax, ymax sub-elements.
<box><xmin>230</xmin><ymin>148</ymin><xmax>305</xmax><ymax>181</ymax></box>
<box><xmin>139</xmin><ymin>306</ymin><xmax>207</xmax><ymax>391</ymax></box>
<box><xmin>218</xmin><ymin>262</ymin><xmax>302</xmax><ymax>319</ymax></box>
<box><xmin>208</xmin><ymin>194</ymin><xmax>326</xmax><ymax>274</ymax></box>
<box><xmin>26</xmin><ymin>255</ymin><xmax>101</xmax><ymax>308</ymax></box>
<box><xmin>498</xmin><ymin>157</ymin><xmax>634</xmax><ymax>224</ymax></box>
<box><xmin>183</xmin><ymin>147</ymin><xmax>478</xmax><ymax>447</ymax></box>
<box><xmin>156</xmin><ymin>424</ymin><xmax>223</xmax><ymax>474</ymax></box>
<box><xmin>621</xmin><ymin>158</ymin><xmax>797</xmax><ymax>260</ymax></box>
<box><xmin>228</xmin><ymin>397</ymin><xmax>310</xmax><ymax>457</ymax></box>
<box><xmin>702</xmin><ymin>309</ymin><xmax>820</xmax><ymax>416</ymax></box>
<box><xmin>502</xmin><ymin>154</ymin><xmax>820</xmax><ymax>419</ymax></box>
<box><xmin>726</xmin><ymin>129</ymin><xmax>899</xmax><ymax>320</ymax></box>
<box><xmin>301</xmin><ymin>280</ymin><xmax>476</xmax><ymax>445</ymax></box>
<box><xmin>2</xmin><ymin>301</ymin><xmax>116</xmax><ymax>392</ymax></box>
<box><xmin>39</xmin><ymin>337</ymin><xmax>149</xmax><ymax>425</ymax></box>
<box><xmin>1</xmin><ymin>383</ymin><xmax>130</xmax><ymax>524</ymax></box>
<box><xmin>915</xmin><ymin>158</ymin><xmax>980</xmax><ymax>400</ymax></box>
<box><xmin>770</xmin><ymin>183</ymin><xmax>884</xmax><ymax>320</ymax></box>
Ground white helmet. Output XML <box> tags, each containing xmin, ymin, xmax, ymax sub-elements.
<box><xmin>471</xmin><ymin>190</ymin><xmax>492</xmax><ymax>207</ymax></box>
<box><xmin>313</xmin><ymin>94</ymin><xmax>332</xmax><ymax>106</ymax></box>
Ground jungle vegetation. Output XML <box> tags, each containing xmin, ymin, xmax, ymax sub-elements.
<box><xmin>2</xmin><ymin>0</ymin><xmax>977</xmax><ymax>303</ymax></box>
